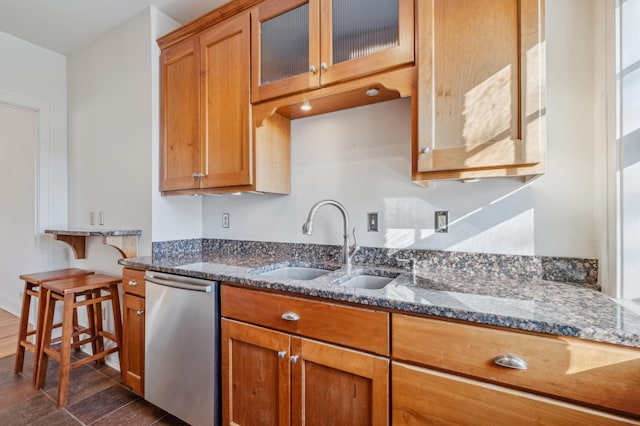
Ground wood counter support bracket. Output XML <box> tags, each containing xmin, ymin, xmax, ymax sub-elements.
<box><xmin>54</xmin><ymin>234</ymin><xmax>138</xmax><ymax>259</ymax></box>
<box><xmin>103</xmin><ymin>235</ymin><xmax>138</xmax><ymax>259</ymax></box>
<box><xmin>55</xmin><ymin>235</ymin><xmax>86</xmax><ymax>259</ymax></box>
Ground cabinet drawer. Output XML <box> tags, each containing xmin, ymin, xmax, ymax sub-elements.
<box><xmin>221</xmin><ymin>285</ymin><xmax>389</xmax><ymax>355</ymax></box>
<box><xmin>122</xmin><ymin>268</ymin><xmax>146</xmax><ymax>297</ymax></box>
<box><xmin>392</xmin><ymin>362</ymin><xmax>639</xmax><ymax>425</ymax></box>
<box><xmin>392</xmin><ymin>314</ymin><xmax>640</xmax><ymax>418</ymax></box>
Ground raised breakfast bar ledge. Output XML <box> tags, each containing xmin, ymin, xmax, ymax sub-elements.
<box><xmin>45</xmin><ymin>229</ymin><xmax>142</xmax><ymax>259</ymax></box>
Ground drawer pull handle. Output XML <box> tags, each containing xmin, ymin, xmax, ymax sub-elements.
<box><xmin>136</xmin><ymin>310</ymin><xmax>144</xmax><ymax>316</ymax></box>
<box><xmin>278</xmin><ymin>351</ymin><xmax>287</xmax><ymax>360</ymax></box>
<box><xmin>493</xmin><ymin>354</ymin><xmax>528</xmax><ymax>370</ymax></box>
<box><xmin>290</xmin><ymin>355</ymin><xmax>299</xmax><ymax>364</ymax></box>
<box><xmin>128</xmin><ymin>279</ymin><xmax>138</xmax><ymax>286</ymax></box>
<box><xmin>281</xmin><ymin>311</ymin><xmax>300</xmax><ymax>321</ymax></box>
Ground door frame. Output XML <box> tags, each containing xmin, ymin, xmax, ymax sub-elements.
<box><xmin>0</xmin><ymin>91</ymin><xmax>52</xmax><ymax>279</ymax></box>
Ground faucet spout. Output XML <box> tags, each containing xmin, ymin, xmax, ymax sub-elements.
<box><xmin>302</xmin><ymin>199</ymin><xmax>357</xmax><ymax>267</ymax></box>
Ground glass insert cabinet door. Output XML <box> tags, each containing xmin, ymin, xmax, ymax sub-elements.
<box><xmin>251</xmin><ymin>0</ymin><xmax>414</xmax><ymax>103</ymax></box>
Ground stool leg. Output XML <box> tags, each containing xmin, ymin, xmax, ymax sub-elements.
<box><xmin>72</xmin><ymin>303</ymin><xmax>81</xmax><ymax>353</ymax></box>
<box><xmin>85</xmin><ymin>291</ymin><xmax>99</xmax><ymax>361</ymax></box>
<box><xmin>36</xmin><ymin>290</ymin><xmax>55</xmax><ymax>389</ymax></box>
<box><xmin>33</xmin><ymin>285</ymin><xmax>47</xmax><ymax>385</ymax></box>
<box><xmin>93</xmin><ymin>290</ymin><xmax>105</xmax><ymax>365</ymax></box>
<box><xmin>14</xmin><ymin>282</ymin><xmax>33</xmax><ymax>373</ymax></box>
<box><xmin>56</xmin><ymin>292</ymin><xmax>75</xmax><ymax>407</ymax></box>
<box><xmin>109</xmin><ymin>284</ymin><xmax>124</xmax><ymax>371</ymax></box>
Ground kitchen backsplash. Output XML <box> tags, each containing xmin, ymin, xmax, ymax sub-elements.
<box><xmin>152</xmin><ymin>239</ymin><xmax>599</xmax><ymax>290</ymax></box>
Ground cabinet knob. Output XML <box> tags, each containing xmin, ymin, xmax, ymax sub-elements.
<box><xmin>493</xmin><ymin>354</ymin><xmax>528</xmax><ymax>370</ymax></box>
<box><xmin>309</xmin><ymin>65</ymin><xmax>317</xmax><ymax>74</ymax></box>
<box><xmin>136</xmin><ymin>310</ymin><xmax>144</xmax><ymax>316</ymax></box>
<box><xmin>281</xmin><ymin>311</ymin><xmax>300</xmax><ymax>321</ymax></box>
<box><xmin>278</xmin><ymin>351</ymin><xmax>287</xmax><ymax>360</ymax></box>
<box><xmin>320</xmin><ymin>62</ymin><xmax>328</xmax><ymax>71</ymax></box>
<box><xmin>290</xmin><ymin>355</ymin><xmax>299</xmax><ymax>364</ymax></box>
<box><xmin>420</xmin><ymin>147</ymin><xmax>429</xmax><ymax>154</ymax></box>
<box><xmin>128</xmin><ymin>279</ymin><xmax>138</xmax><ymax>286</ymax></box>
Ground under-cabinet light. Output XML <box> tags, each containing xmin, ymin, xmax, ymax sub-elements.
<box><xmin>300</xmin><ymin>100</ymin><xmax>312</xmax><ymax>111</ymax></box>
<box><xmin>365</xmin><ymin>87</ymin><xmax>380</xmax><ymax>97</ymax></box>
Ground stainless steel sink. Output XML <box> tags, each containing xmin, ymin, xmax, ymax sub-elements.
<box><xmin>256</xmin><ymin>266</ymin><xmax>334</xmax><ymax>280</ymax></box>
<box><xmin>333</xmin><ymin>270</ymin><xmax>400</xmax><ymax>289</ymax></box>
<box><xmin>340</xmin><ymin>274</ymin><xmax>395</xmax><ymax>289</ymax></box>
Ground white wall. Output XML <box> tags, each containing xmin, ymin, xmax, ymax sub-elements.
<box><xmin>0</xmin><ymin>31</ymin><xmax>68</xmax><ymax>314</ymax></box>
<box><xmin>68</xmin><ymin>9</ymin><xmax>154</xmax><ymax>275</ymax></box>
<box><xmin>202</xmin><ymin>1</ymin><xmax>600</xmax><ymax>260</ymax></box>
<box><xmin>67</xmin><ymin>7</ymin><xmax>193</xmax><ymax>272</ymax></box>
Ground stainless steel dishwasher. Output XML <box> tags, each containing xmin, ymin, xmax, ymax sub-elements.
<box><xmin>144</xmin><ymin>271</ymin><xmax>220</xmax><ymax>426</ymax></box>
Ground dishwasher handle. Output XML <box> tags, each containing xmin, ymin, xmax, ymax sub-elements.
<box><xmin>145</xmin><ymin>275</ymin><xmax>212</xmax><ymax>293</ymax></box>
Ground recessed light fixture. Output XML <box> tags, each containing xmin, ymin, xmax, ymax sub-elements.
<box><xmin>365</xmin><ymin>87</ymin><xmax>380</xmax><ymax>97</ymax></box>
<box><xmin>300</xmin><ymin>100</ymin><xmax>312</xmax><ymax>111</ymax></box>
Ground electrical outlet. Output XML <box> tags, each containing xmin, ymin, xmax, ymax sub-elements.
<box><xmin>367</xmin><ymin>212</ymin><xmax>379</xmax><ymax>232</ymax></box>
<box><xmin>435</xmin><ymin>211</ymin><xmax>449</xmax><ymax>233</ymax></box>
<box><xmin>222</xmin><ymin>213</ymin><xmax>230</xmax><ymax>228</ymax></box>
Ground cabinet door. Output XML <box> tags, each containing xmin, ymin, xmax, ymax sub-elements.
<box><xmin>222</xmin><ymin>319</ymin><xmax>291</xmax><ymax>426</ymax></box>
<box><xmin>319</xmin><ymin>0</ymin><xmax>414</xmax><ymax>86</ymax></box>
<box><xmin>392</xmin><ymin>362</ymin><xmax>636</xmax><ymax>426</ymax></box>
<box><xmin>200</xmin><ymin>14</ymin><xmax>252</xmax><ymax>189</ymax></box>
<box><xmin>251</xmin><ymin>0</ymin><xmax>321</xmax><ymax>102</ymax></box>
<box><xmin>160</xmin><ymin>36</ymin><xmax>201</xmax><ymax>192</ymax></box>
<box><xmin>292</xmin><ymin>337</ymin><xmax>389</xmax><ymax>426</ymax></box>
<box><xmin>415</xmin><ymin>0</ymin><xmax>545</xmax><ymax>176</ymax></box>
<box><xmin>122</xmin><ymin>293</ymin><xmax>144</xmax><ymax>396</ymax></box>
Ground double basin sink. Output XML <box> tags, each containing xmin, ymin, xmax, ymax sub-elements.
<box><xmin>252</xmin><ymin>264</ymin><xmax>400</xmax><ymax>289</ymax></box>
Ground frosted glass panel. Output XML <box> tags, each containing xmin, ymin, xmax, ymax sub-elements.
<box><xmin>332</xmin><ymin>0</ymin><xmax>399</xmax><ymax>64</ymax></box>
<box><xmin>261</xmin><ymin>4</ymin><xmax>309</xmax><ymax>84</ymax></box>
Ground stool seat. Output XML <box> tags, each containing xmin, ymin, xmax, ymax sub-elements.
<box><xmin>19</xmin><ymin>268</ymin><xmax>94</xmax><ymax>285</ymax></box>
<box><xmin>36</xmin><ymin>273</ymin><xmax>123</xmax><ymax>407</ymax></box>
<box><xmin>15</xmin><ymin>268</ymin><xmax>94</xmax><ymax>384</ymax></box>
<box><xmin>43</xmin><ymin>273</ymin><xmax>122</xmax><ymax>294</ymax></box>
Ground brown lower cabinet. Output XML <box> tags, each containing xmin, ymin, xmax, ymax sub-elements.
<box><xmin>121</xmin><ymin>268</ymin><xmax>145</xmax><ymax>396</ymax></box>
<box><xmin>392</xmin><ymin>313</ymin><xmax>640</xmax><ymax>425</ymax></box>
<box><xmin>392</xmin><ymin>362</ymin><xmax>636</xmax><ymax>426</ymax></box>
<box><xmin>220</xmin><ymin>284</ymin><xmax>389</xmax><ymax>426</ymax></box>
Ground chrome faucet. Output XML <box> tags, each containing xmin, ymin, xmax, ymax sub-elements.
<box><xmin>302</xmin><ymin>199</ymin><xmax>360</xmax><ymax>267</ymax></box>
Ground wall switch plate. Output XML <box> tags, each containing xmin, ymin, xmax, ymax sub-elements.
<box><xmin>367</xmin><ymin>212</ymin><xmax>379</xmax><ymax>232</ymax></box>
<box><xmin>222</xmin><ymin>213</ymin><xmax>230</xmax><ymax>228</ymax></box>
<box><xmin>435</xmin><ymin>211</ymin><xmax>449</xmax><ymax>233</ymax></box>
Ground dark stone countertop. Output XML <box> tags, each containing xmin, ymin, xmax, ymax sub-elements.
<box><xmin>119</xmin><ymin>252</ymin><xmax>640</xmax><ymax>349</ymax></box>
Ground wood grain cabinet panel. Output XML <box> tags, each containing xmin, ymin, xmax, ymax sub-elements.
<box><xmin>392</xmin><ymin>362</ymin><xmax>639</xmax><ymax>426</ymax></box>
<box><xmin>251</xmin><ymin>0</ymin><xmax>414</xmax><ymax>103</ymax></box>
<box><xmin>413</xmin><ymin>0</ymin><xmax>546</xmax><ymax>182</ymax></box>
<box><xmin>159</xmin><ymin>37</ymin><xmax>200</xmax><ymax>192</ymax></box>
<box><xmin>159</xmin><ymin>12</ymin><xmax>290</xmax><ymax>195</ymax></box>
<box><xmin>221</xmin><ymin>285</ymin><xmax>390</xmax><ymax>425</ymax></box>
<box><xmin>392</xmin><ymin>313</ymin><xmax>640</xmax><ymax>419</ymax></box>
<box><xmin>221</xmin><ymin>284</ymin><xmax>389</xmax><ymax>355</ymax></box>
<box><xmin>121</xmin><ymin>268</ymin><xmax>146</xmax><ymax>396</ymax></box>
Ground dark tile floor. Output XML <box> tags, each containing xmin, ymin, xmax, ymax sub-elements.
<box><xmin>0</xmin><ymin>351</ymin><xmax>189</xmax><ymax>425</ymax></box>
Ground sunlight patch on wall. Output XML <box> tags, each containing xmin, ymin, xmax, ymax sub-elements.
<box><xmin>449</xmin><ymin>208</ymin><xmax>535</xmax><ymax>255</ymax></box>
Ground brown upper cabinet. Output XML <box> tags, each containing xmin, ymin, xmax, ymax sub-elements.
<box><xmin>412</xmin><ymin>0</ymin><xmax>546</xmax><ymax>183</ymax></box>
<box><xmin>251</xmin><ymin>0</ymin><xmax>415</xmax><ymax>103</ymax></box>
<box><xmin>160</xmin><ymin>12</ymin><xmax>290</xmax><ymax>195</ymax></box>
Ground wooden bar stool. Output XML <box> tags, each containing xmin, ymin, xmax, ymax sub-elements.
<box><xmin>36</xmin><ymin>273</ymin><xmax>123</xmax><ymax>407</ymax></box>
<box><xmin>15</xmin><ymin>268</ymin><xmax>94</xmax><ymax>384</ymax></box>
